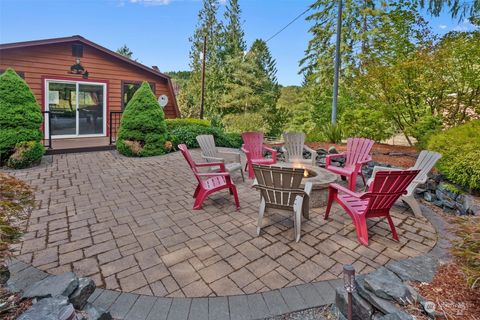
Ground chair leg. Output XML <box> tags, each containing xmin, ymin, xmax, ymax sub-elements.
<box><xmin>193</xmin><ymin>189</ymin><xmax>208</xmax><ymax>210</ymax></box>
<box><xmin>348</xmin><ymin>173</ymin><xmax>358</xmax><ymax>191</ymax></box>
<box><xmin>239</xmin><ymin>167</ymin><xmax>245</xmax><ymax>182</ymax></box>
<box><xmin>247</xmin><ymin>162</ymin><xmax>255</xmax><ymax>179</ymax></box>
<box><xmin>354</xmin><ymin>217</ymin><xmax>369</xmax><ymax>246</ymax></box>
<box><xmin>257</xmin><ymin>197</ymin><xmax>266</xmax><ymax>236</ymax></box>
<box><xmin>231</xmin><ymin>185</ymin><xmax>240</xmax><ymax>209</ymax></box>
<box><xmin>293</xmin><ymin>196</ymin><xmax>303</xmax><ymax>242</ymax></box>
<box><xmin>360</xmin><ymin>172</ymin><xmax>367</xmax><ymax>186</ymax></box>
<box><xmin>324</xmin><ymin>187</ymin><xmax>336</xmax><ymax>220</ymax></box>
<box><xmin>386</xmin><ymin>214</ymin><xmax>399</xmax><ymax>241</ymax></box>
<box><xmin>193</xmin><ymin>185</ymin><xmax>200</xmax><ymax>198</ymax></box>
<box><xmin>402</xmin><ymin>195</ymin><xmax>423</xmax><ymax>218</ymax></box>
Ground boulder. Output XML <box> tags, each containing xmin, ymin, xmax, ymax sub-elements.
<box><xmin>464</xmin><ymin>194</ymin><xmax>480</xmax><ymax>215</ymax></box>
<box><xmin>386</xmin><ymin>255</ymin><xmax>438</xmax><ymax>283</ymax></box>
<box><xmin>364</xmin><ymin>267</ymin><xmax>412</xmax><ymax>303</ymax></box>
<box><xmin>335</xmin><ymin>285</ymin><xmax>374</xmax><ymax>320</ymax></box>
<box><xmin>80</xmin><ymin>303</ymin><xmax>113</xmax><ymax>320</ymax></box>
<box><xmin>328</xmin><ymin>146</ymin><xmax>338</xmax><ymax>154</ymax></box>
<box><xmin>356</xmin><ymin>276</ymin><xmax>413</xmax><ymax>318</ymax></box>
<box><xmin>316</xmin><ymin>148</ymin><xmax>328</xmax><ymax>155</ymax></box>
<box><xmin>424</xmin><ymin>192</ymin><xmax>436</xmax><ymax>202</ymax></box>
<box><xmin>23</xmin><ymin>272</ymin><xmax>79</xmax><ymax>300</ymax></box>
<box><xmin>18</xmin><ymin>296</ymin><xmax>75</xmax><ymax>320</ymax></box>
<box><xmin>69</xmin><ymin>277</ymin><xmax>95</xmax><ymax>310</ymax></box>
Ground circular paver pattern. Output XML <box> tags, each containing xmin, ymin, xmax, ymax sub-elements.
<box><xmin>6</xmin><ymin>150</ymin><xmax>437</xmax><ymax>298</ymax></box>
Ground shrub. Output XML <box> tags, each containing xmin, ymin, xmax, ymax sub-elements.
<box><xmin>222</xmin><ymin>113</ymin><xmax>267</xmax><ymax>134</ymax></box>
<box><xmin>321</xmin><ymin>123</ymin><xmax>343</xmax><ymax>143</ymax></box>
<box><xmin>0</xmin><ymin>68</ymin><xmax>43</xmax><ymax>164</ymax></box>
<box><xmin>170</xmin><ymin>125</ymin><xmax>242</xmax><ymax>149</ymax></box>
<box><xmin>427</xmin><ymin>120</ymin><xmax>480</xmax><ymax>191</ymax></box>
<box><xmin>6</xmin><ymin>141</ymin><xmax>44</xmax><ymax>169</ymax></box>
<box><xmin>407</xmin><ymin>115</ymin><xmax>443</xmax><ymax>150</ymax></box>
<box><xmin>165</xmin><ymin>118</ymin><xmax>210</xmax><ymax>130</ymax></box>
<box><xmin>117</xmin><ymin>82</ymin><xmax>168</xmax><ymax>157</ymax></box>
<box><xmin>340</xmin><ymin>107</ymin><xmax>395</xmax><ymax>142</ymax></box>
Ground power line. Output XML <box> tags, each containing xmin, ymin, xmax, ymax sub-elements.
<box><xmin>265</xmin><ymin>6</ymin><xmax>312</xmax><ymax>43</ymax></box>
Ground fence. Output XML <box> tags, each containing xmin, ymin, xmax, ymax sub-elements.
<box><xmin>109</xmin><ymin>111</ymin><xmax>123</xmax><ymax>145</ymax></box>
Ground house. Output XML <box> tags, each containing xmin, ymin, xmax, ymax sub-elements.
<box><xmin>0</xmin><ymin>35</ymin><xmax>180</xmax><ymax>153</ymax></box>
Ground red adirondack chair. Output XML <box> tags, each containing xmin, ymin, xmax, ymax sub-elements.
<box><xmin>325</xmin><ymin>137</ymin><xmax>374</xmax><ymax>190</ymax></box>
<box><xmin>324</xmin><ymin>170</ymin><xmax>419</xmax><ymax>246</ymax></box>
<box><xmin>178</xmin><ymin>144</ymin><xmax>240</xmax><ymax>210</ymax></box>
<box><xmin>241</xmin><ymin>132</ymin><xmax>277</xmax><ymax>179</ymax></box>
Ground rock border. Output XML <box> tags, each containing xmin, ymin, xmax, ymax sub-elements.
<box><xmin>7</xmin><ymin>203</ymin><xmax>451</xmax><ymax>320</ymax></box>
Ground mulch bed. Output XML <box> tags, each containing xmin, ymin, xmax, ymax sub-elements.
<box><xmin>306</xmin><ymin>142</ymin><xmax>418</xmax><ymax>168</ymax></box>
<box><xmin>0</xmin><ymin>287</ymin><xmax>32</xmax><ymax>320</ymax></box>
<box><xmin>409</xmin><ymin>263</ymin><xmax>480</xmax><ymax>320</ymax></box>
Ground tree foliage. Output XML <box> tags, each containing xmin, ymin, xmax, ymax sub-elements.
<box><xmin>116</xmin><ymin>45</ymin><xmax>133</xmax><ymax>59</ymax></box>
<box><xmin>0</xmin><ymin>68</ymin><xmax>43</xmax><ymax>164</ymax></box>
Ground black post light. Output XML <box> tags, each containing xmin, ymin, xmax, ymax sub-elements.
<box><xmin>343</xmin><ymin>264</ymin><xmax>355</xmax><ymax>320</ymax></box>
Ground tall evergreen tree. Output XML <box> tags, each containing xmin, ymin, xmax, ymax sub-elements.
<box><xmin>179</xmin><ymin>0</ymin><xmax>224</xmax><ymax>118</ymax></box>
<box><xmin>223</xmin><ymin>0</ymin><xmax>246</xmax><ymax>58</ymax></box>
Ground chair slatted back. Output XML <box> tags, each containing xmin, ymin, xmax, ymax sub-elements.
<box><xmin>345</xmin><ymin>137</ymin><xmax>374</xmax><ymax>167</ymax></box>
<box><xmin>283</xmin><ymin>132</ymin><xmax>305</xmax><ymax>161</ymax></box>
<box><xmin>411</xmin><ymin>150</ymin><xmax>442</xmax><ymax>184</ymax></box>
<box><xmin>242</xmin><ymin>132</ymin><xmax>265</xmax><ymax>160</ymax></box>
<box><xmin>363</xmin><ymin>170</ymin><xmax>419</xmax><ymax>213</ymax></box>
<box><xmin>196</xmin><ymin>135</ymin><xmax>218</xmax><ymax>161</ymax></box>
<box><xmin>178</xmin><ymin>144</ymin><xmax>203</xmax><ymax>185</ymax></box>
<box><xmin>253</xmin><ymin>164</ymin><xmax>305</xmax><ymax>209</ymax></box>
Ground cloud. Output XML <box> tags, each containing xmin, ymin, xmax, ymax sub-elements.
<box><xmin>439</xmin><ymin>25</ymin><xmax>447</xmax><ymax>29</ymax></box>
<box><xmin>129</xmin><ymin>0</ymin><xmax>172</xmax><ymax>5</ymax></box>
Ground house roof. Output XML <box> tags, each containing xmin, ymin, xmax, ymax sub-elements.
<box><xmin>0</xmin><ymin>35</ymin><xmax>172</xmax><ymax>81</ymax></box>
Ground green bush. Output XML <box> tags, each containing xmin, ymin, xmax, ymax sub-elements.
<box><xmin>6</xmin><ymin>141</ymin><xmax>44</xmax><ymax>169</ymax></box>
<box><xmin>0</xmin><ymin>68</ymin><xmax>43</xmax><ymax>164</ymax></box>
<box><xmin>340</xmin><ymin>107</ymin><xmax>395</xmax><ymax>142</ymax></box>
<box><xmin>427</xmin><ymin>120</ymin><xmax>480</xmax><ymax>191</ymax></box>
<box><xmin>117</xmin><ymin>82</ymin><xmax>168</xmax><ymax>157</ymax></box>
<box><xmin>165</xmin><ymin>118</ymin><xmax>210</xmax><ymax>130</ymax></box>
<box><xmin>222</xmin><ymin>113</ymin><xmax>267</xmax><ymax>134</ymax></box>
<box><xmin>407</xmin><ymin>115</ymin><xmax>443</xmax><ymax>149</ymax></box>
<box><xmin>170</xmin><ymin>125</ymin><xmax>242</xmax><ymax>149</ymax></box>
<box><xmin>321</xmin><ymin>123</ymin><xmax>343</xmax><ymax>143</ymax></box>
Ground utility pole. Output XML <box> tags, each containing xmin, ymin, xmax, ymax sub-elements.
<box><xmin>331</xmin><ymin>0</ymin><xmax>343</xmax><ymax>124</ymax></box>
<box><xmin>200</xmin><ymin>34</ymin><xmax>207</xmax><ymax>119</ymax></box>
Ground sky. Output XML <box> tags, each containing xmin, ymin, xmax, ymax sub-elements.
<box><xmin>0</xmin><ymin>0</ymin><xmax>476</xmax><ymax>86</ymax></box>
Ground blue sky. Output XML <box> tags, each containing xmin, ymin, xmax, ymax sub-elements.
<box><xmin>0</xmin><ymin>0</ymin><xmax>475</xmax><ymax>85</ymax></box>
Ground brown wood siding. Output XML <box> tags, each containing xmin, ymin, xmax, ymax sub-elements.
<box><xmin>0</xmin><ymin>42</ymin><xmax>179</xmax><ymax>119</ymax></box>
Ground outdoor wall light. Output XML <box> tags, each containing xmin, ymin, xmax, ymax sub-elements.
<box><xmin>70</xmin><ymin>57</ymin><xmax>89</xmax><ymax>78</ymax></box>
<box><xmin>343</xmin><ymin>264</ymin><xmax>355</xmax><ymax>320</ymax></box>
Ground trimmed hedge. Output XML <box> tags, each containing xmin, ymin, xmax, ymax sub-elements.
<box><xmin>0</xmin><ymin>68</ymin><xmax>43</xmax><ymax>165</ymax></box>
<box><xmin>170</xmin><ymin>124</ymin><xmax>242</xmax><ymax>149</ymax></box>
<box><xmin>7</xmin><ymin>141</ymin><xmax>44</xmax><ymax>169</ymax></box>
<box><xmin>165</xmin><ymin>118</ymin><xmax>210</xmax><ymax>130</ymax></box>
<box><xmin>117</xmin><ymin>82</ymin><xmax>168</xmax><ymax>157</ymax></box>
<box><xmin>427</xmin><ymin>120</ymin><xmax>480</xmax><ymax>191</ymax></box>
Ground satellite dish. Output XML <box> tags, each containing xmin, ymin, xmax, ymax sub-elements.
<box><xmin>158</xmin><ymin>94</ymin><xmax>168</xmax><ymax>108</ymax></box>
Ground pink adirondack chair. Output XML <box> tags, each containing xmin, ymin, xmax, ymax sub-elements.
<box><xmin>325</xmin><ymin>137</ymin><xmax>374</xmax><ymax>191</ymax></box>
<box><xmin>324</xmin><ymin>170</ymin><xmax>419</xmax><ymax>246</ymax></box>
<box><xmin>241</xmin><ymin>132</ymin><xmax>277</xmax><ymax>179</ymax></box>
<box><xmin>178</xmin><ymin>144</ymin><xmax>240</xmax><ymax>210</ymax></box>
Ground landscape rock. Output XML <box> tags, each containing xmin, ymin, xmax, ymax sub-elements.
<box><xmin>79</xmin><ymin>302</ymin><xmax>113</xmax><ymax>320</ymax></box>
<box><xmin>356</xmin><ymin>276</ymin><xmax>413</xmax><ymax>318</ymax></box>
<box><xmin>23</xmin><ymin>272</ymin><xmax>79</xmax><ymax>299</ymax></box>
<box><xmin>316</xmin><ymin>148</ymin><xmax>328</xmax><ymax>155</ymax></box>
<box><xmin>69</xmin><ymin>277</ymin><xmax>95</xmax><ymax>309</ymax></box>
<box><xmin>335</xmin><ymin>285</ymin><xmax>374</xmax><ymax>320</ymax></box>
<box><xmin>328</xmin><ymin>146</ymin><xmax>338</xmax><ymax>154</ymax></box>
<box><xmin>386</xmin><ymin>255</ymin><xmax>438</xmax><ymax>283</ymax></box>
<box><xmin>424</xmin><ymin>191</ymin><xmax>436</xmax><ymax>202</ymax></box>
<box><xmin>364</xmin><ymin>267</ymin><xmax>411</xmax><ymax>303</ymax></box>
<box><xmin>18</xmin><ymin>296</ymin><xmax>75</xmax><ymax>320</ymax></box>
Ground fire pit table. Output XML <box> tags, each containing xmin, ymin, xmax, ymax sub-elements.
<box><xmin>276</xmin><ymin>162</ymin><xmax>340</xmax><ymax>213</ymax></box>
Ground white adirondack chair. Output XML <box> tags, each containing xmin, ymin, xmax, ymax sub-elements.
<box><xmin>283</xmin><ymin>132</ymin><xmax>318</xmax><ymax>166</ymax></box>
<box><xmin>252</xmin><ymin>164</ymin><xmax>312</xmax><ymax>242</ymax></box>
<box><xmin>196</xmin><ymin>135</ymin><xmax>245</xmax><ymax>181</ymax></box>
<box><xmin>367</xmin><ymin>150</ymin><xmax>441</xmax><ymax>217</ymax></box>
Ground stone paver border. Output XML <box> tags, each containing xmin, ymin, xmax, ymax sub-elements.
<box><xmin>7</xmin><ymin>202</ymin><xmax>450</xmax><ymax>320</ymax></box>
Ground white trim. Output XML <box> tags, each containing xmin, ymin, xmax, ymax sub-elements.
<box><xmin>44</xmin><ymin>79</ymin><xmax>107</xmax><ymax>139</ymax></box>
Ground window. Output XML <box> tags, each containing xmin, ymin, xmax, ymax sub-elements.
<box><xmin>121</xmin><ymin>81</ymin><xmax>155</xmax><ymax>109</ymax></box>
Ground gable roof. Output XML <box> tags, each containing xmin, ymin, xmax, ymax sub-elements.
<box><xmin>0</xmin><ymin>35</ymin><xmax>181</xmax><ymax>117</ymax></box>
<box><xmin>0</xmin><ymin>35</ymin><xmax>172</xmax><ymax>81</ymax></box>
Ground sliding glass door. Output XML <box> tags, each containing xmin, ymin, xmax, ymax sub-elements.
<box><xmin>46</xmin><ymin>80</ymin><xmax>106</xmax><ymax>138</ymax></box>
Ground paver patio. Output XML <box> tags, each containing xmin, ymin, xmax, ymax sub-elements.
<box><xmin>6</xmin><ymin>150</ymin><xmax>437</xmax><ymax>298</ymax></box>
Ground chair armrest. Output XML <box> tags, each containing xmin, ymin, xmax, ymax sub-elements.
<box><xmin>325</xmin><ymin>152</ymin><xmax>346</xmax><ymax>166</ymax></box>
<box><xmin>358</xmin><ymin>155</ymin><xmax>372</xmax><ymax>165</ymax></box>
<box><xmin>263</xmin><ymin>145</ymin><xmax>277</xmax><ymax>161</ymax></box>
<box><xmin>329</xmin><ymin>183</ymin><xmax>363</xmax><ymax>198</ymax></box>
<box><xmin>196</xmin><ymin>172</ymin><xmax>231</xmax><ymax>177</ymax></box>
<box><xmin>303</xmin><ymin>145</ymin><xmax>316</xmax><ymax>154</ymax></box>
<box><xmin>195</xmin><ymin>162</ymin><xmax>226</xmax><ymax>171</ymax></box>
<box><xmin>218</xmin><ymin>150</ymin><xmax>241</xmax><ymax>163</ymax></box>
<box><xmin>303</xmin><ymin>181</ymin><xmax>313</xmax><ymax>196</ymax></box>
<box><xmin>202</xmin><ymin>155</ymin><xmax>225</xmax><ymax>163</ymax></box>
